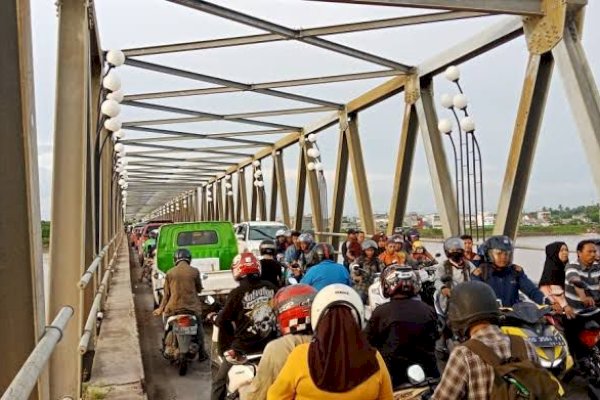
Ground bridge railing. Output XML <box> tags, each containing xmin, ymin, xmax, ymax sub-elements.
<box><xmin>0</xmin><ymin>233</ymin><xmax>121</xmax><ymax>400</ymax></box>
<box><xmin>0</xmin><ymin>307</ymin><xmax>73</xmax><ymax>400</ymax></box>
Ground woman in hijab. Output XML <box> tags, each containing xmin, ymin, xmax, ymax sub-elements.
<box><xmin>539</xmin><ymin>241</ymin><xmax>575</xmax><ymax>319</ymax></box>
<box><xmin>267</xmin><ymin>284</ymin><xmax>393</xmax><ymax>400</ymax></box>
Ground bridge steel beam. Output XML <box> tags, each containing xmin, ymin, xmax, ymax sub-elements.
<box><xmin>122</xmin><ymin>11</ymin><xmax>484</xmax><ymax>59</ymax></box>
<box><xmin>294</xmin><ymin>149</ymin><xmax>308</xmax><ymax>231</ymax></box>
<box><xmin>329</xmin><ymin>121</ymin><xmax>350</xmax><ymax>250</ymax></box>
<box><xmin>414</xmin><ymin>77</ymin><xmax>460</xmax><ymax>237</ymax></box>
<box><xmin>346</xmin><ymin>113</ymin><xmax>376</xmax><ymax>234</ymax></box>
<box><xmin>303</xmin><ymin>138</ymin><xmax>325</xmax><ymax>238</ymax></box>
<box><xmin>494</xmin><ymin>52</ymin><xmax>554</xmax><ymax>239</ymax></box>
<box><xmin>269</xmin><ymin>155</ymin><xmax>279</xmax><ymax>222</ymax></box>
<box><xmin>304</xmin><ymin>0</ymin><xmax>545</xmax><ymax>15</ymax></box>
<box><xmin>274</xmin><ymin>151</ymin><xmax>291</xmax><ymax>226</ymax></box>
<box><xmin>0</xmin><ymin>0</ymin><xmax>47</xmax><ymax>398</ymax></box>
<box><xmin>237</xmin><ymin>169</ymin><xmax>249</xmax><ymax>222</ymax></box>
<box><xmin>387</xmin><ymin>100</ymin><xmax>419</xmax><ymax>235</ymax></box>
<box><xmin>553</xmin><ymin>16</ymin><xmax>600</xmax><ymax>202</ymax></box>
<box><xmin>48</xmin><ymin>0</ymin><xmax>91</xmax><ymax>397</ymax></box>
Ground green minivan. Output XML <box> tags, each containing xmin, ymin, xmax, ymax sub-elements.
<box><xmin>151</xmin><ymin>221</ymin><xmax>239</xmax><ymax>305</ymax></box>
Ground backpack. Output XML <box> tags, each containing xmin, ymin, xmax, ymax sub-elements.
<box><xmin>463</xmin><ymin>335</ymin><xmax>562</xmax><ymax>399</ymax></box>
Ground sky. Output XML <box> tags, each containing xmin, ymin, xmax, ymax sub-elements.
<box><xmin>31</xmin><ymin>0</ymin><xmax>600</xmax><ymax>220</ymax></box>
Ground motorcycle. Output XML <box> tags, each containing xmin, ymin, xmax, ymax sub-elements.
<box><xmin>393</xmin><ymin>364</ymin><xmax>438</xmax><ymax>400</ymax></box>
<box><xmin>416</xmin><ymin>265</ymin><xmax>437</xmax><ymax>307</ymax></box>
<box><xmin>498</xmin><ymin>302</ymin><xmax>572</xmax><ymax>376</ymax></box>
<box><xmin>162</xmin><ymin>312</ymin><xmax>201</xmax><ymax>376</ymax></box>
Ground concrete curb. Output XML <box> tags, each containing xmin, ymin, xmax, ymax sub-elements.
<box><xmin>86</xmin><ymin>239</ymin><xmax>147</xmax><ymax>400</ymax></box>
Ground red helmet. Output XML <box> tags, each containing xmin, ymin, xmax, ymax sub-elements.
<box><xmin>232</xmin><ymin>252</ymin><xmax>260</xmax><ymax>281</ymax></box>
<box><xmin>273</xmin><ymin>284</ymin><xmax>317</xmax><ymax>335</ymax></box>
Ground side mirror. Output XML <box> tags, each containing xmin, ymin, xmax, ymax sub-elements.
<box><xmin>434</xmin><ymin>253</ymin><xmax>441</xmax><ymax>258</ymax></box>
<box><xmin>407</xmin><ymin>364</ymin><xmax>426</xmax><ymax>384</ymax></box>
<box><xmin>204</xmin><ymin>295</ymin><xmax>215</xmax><ymax>305</ymax></box>
<box><xmin>441</xmin><ymin>275</ymin><xmax>453</xmax><ymax>284</ymax></box>
<box><xmin>288</xmin><ymin>277</ymin><xmax>298</xmax><ymax>285</ymax></box>
<box><xmin>236</xmin><ymin>234</ymin><xmax>245</xmax><ymax>240</ymax></box>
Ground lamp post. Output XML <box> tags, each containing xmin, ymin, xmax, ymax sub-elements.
<box><xmin>440</xmin><ymin>65</ymin><xmax>485</xmax><ymax>241</ymax></box>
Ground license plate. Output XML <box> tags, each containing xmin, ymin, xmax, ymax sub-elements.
<box><xmin>173</xmin><ymin>326</ymin><xmax>197</xmax><ymax>335</ymax></box>
<box><xmin>528</xmin><ymin>336</ymin><xmax>564</xmax><ymax>347</ymax></box>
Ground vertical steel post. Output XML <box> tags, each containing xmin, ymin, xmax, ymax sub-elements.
<box><xmin>387</xmin><ymin>102</ymin><xmax>419</xmax><ymax>235</ymax></box>
<box><xmin>48</xmin><ymin>0</ymin><xmax>89</xmax><ymax>397</ymax></box>
<box><xmin>274</xmin><ymin>151</ymin><xmax>291</xmax><ymax>227</ymax></box>
<box><xmin>346</xmin><ymin>113</ymin><xmax>375</xmax><ymax>234</ymax></box>
<box><xmin>0</xmin><ymin>0</ymin><xmax>46</xmax><ymax>398</ymax></box>
<box><xmin>553</xmin><ymin>17</ymin><xmax>600</xmax><ymax>196</ymax></box>
<box><xmin>329</xmin><ymin>121</ymin><xmax>350</xmax><ymax>250</ymax></box>
<box><xmin>270</xmin><ymin>154</ymin><xmax>279</xmax><ymax>221</ymax></box>
<box><xmin>303</xmin><ymin>138</ymin><xmax>324</xmax><ymax>238</ymax></box>
<box><xmin>294</xmin><ymin>146</ymin><xmax>308</xmax><ymax>231</ymax></box>
<box><xmin>215</xmin><ymin>180</ymin><xmax>224</xmax><ymax>221</ymax></box>
<box><xmin>415</xmin><ymin>77</ymin><xmax>460</xmax><ymax>237</ymax></box>
<box><xmin>238</xmin><ymin>169</ymin><xmax>249</xmax><ymax>222</ymax></box>
<box><xmin>494</xmin><ymin>52</ymin><xmax>554</xmax><ymax>238</ymax></box>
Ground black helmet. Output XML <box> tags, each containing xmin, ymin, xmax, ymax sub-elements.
<box><xmin>173</xmin><ymin>248</ymin><xmax>192</xmax><ymax>265</ymax></box>
<box><xmin>313</xmin><ymin>243</ymin><xmax>335</xmax><ymax>263</ymax></box>
<box><xmin>484</xmin><ymin>235</ymin><xmax>513</xmax><ymax>265</ymax></box>
<box><xmin>407</xmin><ymin>229</ymin><xmax>420</xmax><ymax>241</ymax></box>
<box><xmin>444</xmin><ymin>237</ymin><xmax>465</xmax><ymax>262</ymax></box>
<box><xmin>448</xmin><ymin>281</ymin><xmax>499</xmax><ymax>340</ymax></box>
<box><xmin>259</xmin><ymin>239</ymin><xmax>277</xmax><ymax>256</ymax></box>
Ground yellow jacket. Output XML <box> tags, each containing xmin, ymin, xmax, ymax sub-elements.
<box><xmin>242</xmin><ymin>334</ymin><xmax>312</xmax><ymax>400</ymax></box>
<box><xmin>267</xmin><ymin>343</ymin><xmax>394</xmax><ymax>400</ymax></box>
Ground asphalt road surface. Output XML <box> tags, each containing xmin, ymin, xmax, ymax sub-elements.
<box><xmin>130</xmin><ymin>252</ymin><xmax>213</xmax><ymax>400</ymax></box>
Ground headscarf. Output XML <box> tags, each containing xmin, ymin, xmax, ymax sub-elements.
<box><xmin>538</xmin><ymin>241</ymin><xmax>567</xmax><ymax>287</ymax></box>
<box><xmin>308</xmin><ymin>306</ymin><xmax>380</xmax><ymax>392</ymax></box>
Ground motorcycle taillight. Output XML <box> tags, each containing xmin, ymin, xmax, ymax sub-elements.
<box><xmin>579</xmin><ymin>329</ymin><xmax>600</xmax><ymax>348</ymax></box>
<box><xmin>177</xmin><ymin>316</ymin><xmax>192</xmax><ymax>327</ymax></box>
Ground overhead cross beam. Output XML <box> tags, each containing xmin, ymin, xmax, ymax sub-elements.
<box><xmin>123</xmin><ymin>11</ymin><xmax>485</xmax><ymax>57</ymax></box>
<box><xmin>304</xmin><ymin>0</ymin><xmax>545</xmax><ymax>16</ymax></box>
<box><xmin>122</xmin><ymin>126</ymin><xmax>282</xmax><ymax>146</ymax></box>
<box><xmin>166</xmin><ymin>0</ymin><xmax>414</xmax><ymax>71</ymax></box>
<box><xmin>124</xmin><ymin>58</ymin><xmax>342</xmax><ymax>108</ymax></box>
<box><xmin>123</xmin><ymin>106</ymin><xmax>333</xmax><ymax>127</ymax></box>
<box><xmin>121</xmin><ymin>99</ymin><xmax>302</xmax><ymax>130</ymax></box>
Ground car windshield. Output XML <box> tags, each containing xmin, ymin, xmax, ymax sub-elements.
<box><xmin>248</xmin><ymin>225</ymin><xmax>285</xmax><ymax>241</ymax></box>
<box><xmin>177</xmin><ymin>230</ymin><xmax>218</xmax><ymax>246</ymax></box>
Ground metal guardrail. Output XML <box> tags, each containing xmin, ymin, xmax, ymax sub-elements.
<box><xmin>1</xmin><ymin>306</ymin><xmax>74</xmax><ymax>400</ymax></box>
<box><xmin>78</xmin><ymin>234</ymin><xmax>119</xmax><ymax>289</ymax></box>
<box><xmin>78</xmin><ymin>250</ymin><xmax>119</xmax><ymax>354</ymax></box>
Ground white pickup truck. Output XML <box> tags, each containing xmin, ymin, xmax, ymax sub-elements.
<box><xmin>233</xmin><ymin>221</ymin><xmax>288</xmax><ymax>257</ymax></box>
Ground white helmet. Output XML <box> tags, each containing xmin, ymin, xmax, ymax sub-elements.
<box><xmin>275</xmin><ymin>229</ymin><xmax>286</xmax><ymax>238</ymax></box>
<box><xmin>310</xmin><ymin>284</ymin><xmax>365</xmax><ymax>331</ymax></box>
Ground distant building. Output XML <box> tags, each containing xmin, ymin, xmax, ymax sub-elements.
<box><xmin>425</xmin><ymin>213</ymin><xmax>442</xmax><ymax>229</ymax></box>
<box><xmin>537</xmin><ymin>211</ymin><xmax>551</xmax><ymax>222</ymax></box>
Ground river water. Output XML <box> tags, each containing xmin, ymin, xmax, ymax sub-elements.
<box><xmin>422</xmin><ymin>234</ymin><xmax>597</xmax><ymax>284</ymax></box>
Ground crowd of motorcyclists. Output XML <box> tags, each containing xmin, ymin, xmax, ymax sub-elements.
<box><xmin>139</xmin><ymin>226</ymin><xmax>600</xmax><ymax>400</ymax></box>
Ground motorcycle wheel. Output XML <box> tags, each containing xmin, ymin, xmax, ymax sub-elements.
<box><xmin>179</xmin><ymin>355</ymin><xmax>188</xmax><ymax>376</ymax></box>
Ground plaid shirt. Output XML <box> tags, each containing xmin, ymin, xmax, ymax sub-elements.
<box><xmin>432</xmin><ymin>325</ymin><xmax>538</xmax><ymax>400</ymax></box>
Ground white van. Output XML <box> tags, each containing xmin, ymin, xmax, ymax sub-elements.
<box><xmin>234</xmin><ymin>221</ymin><xmax>288</xmax><ymax>256</ymax></box>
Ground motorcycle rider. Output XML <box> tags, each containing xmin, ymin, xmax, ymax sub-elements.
<box><xmin>371</xmin><ymin>232</ymin><xmax>387</xmax><ymax>257</ymax></box>
<box><xmin>243</xmin><ymin>284</ymin><xmax>317</xmax><ymax>400</ymax></box>
<box><xmin>297</xmin><ymin>233</ymin><xmax>316</xmax><ymax>270</ymax></box>
<box><xmin>142</xmin><ymin>229</ymin><xmax>158</xmax><ymax>259</ymax></box>
<box><xmin>211</xmin><ymin>252</ymin><xmax>278</xmax><ymax>400</ymax></box>
<box><xmin>153</xmin><ymin>248</ymin><xmax>208</xmax><ymax>361</ymax></box>
<box><xmin>432</xmin><ymin>281</ymin><xmax>554</xmax><ymax>400</ymax></box>
<box><xmin>267</xmin><ymin>284</ymin><xmax>394</xmax><ymax>399</ymax></box>
<box><xmin>461</xmin><ymin>234</ymin><xmax>481</xmax><ymax>265</ymax></box>
<box><xmin>300</xmin><ymin>243</ymin><xmax>351</xmax><ymax>291</ymax></box>
<box><xmin>379</xmin><ymin>238</ymin><xmax>407</xmax><ymax>267</ymax></box>
<box><xmin>341</xmin><ymin>228</ymin><xmax>362</xmax><ymax>270</ymax></box>
<box><xmin>435</xmin><ymin>237</ymin><xmax>475</xmax><ymax>307</ymax></box>
<box><xmin>365</xmin><ymin>264</ymin><xmax>439</xmax><ymax>388</ymax></box>
<box><xmin>351</xmin><ymin>239</ymin><xmax>384</xmax><ymax>303</ymax></box>
<box><xmin>284</xmin><ymin>230</ymin><xmax>301</xmax><ymax>264</ymax></box>
<box><xmin>472</xmin><ymin>235</ymin><xmax>560</xmax><ymax>310</ymax></box>
<box><xmin>564</xmin><ymin>239</ymin><xmax>600</xmax><ymax>358</ymax></box>
<box><xmin>275</xmin><ymin>229</ymin><xmax>288</xmax><ymax>256</ymax></box>
<box><xmin>258</xmin><ymin>240</ymin><xmax>283</xmax><ymax>288</ymax></box>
